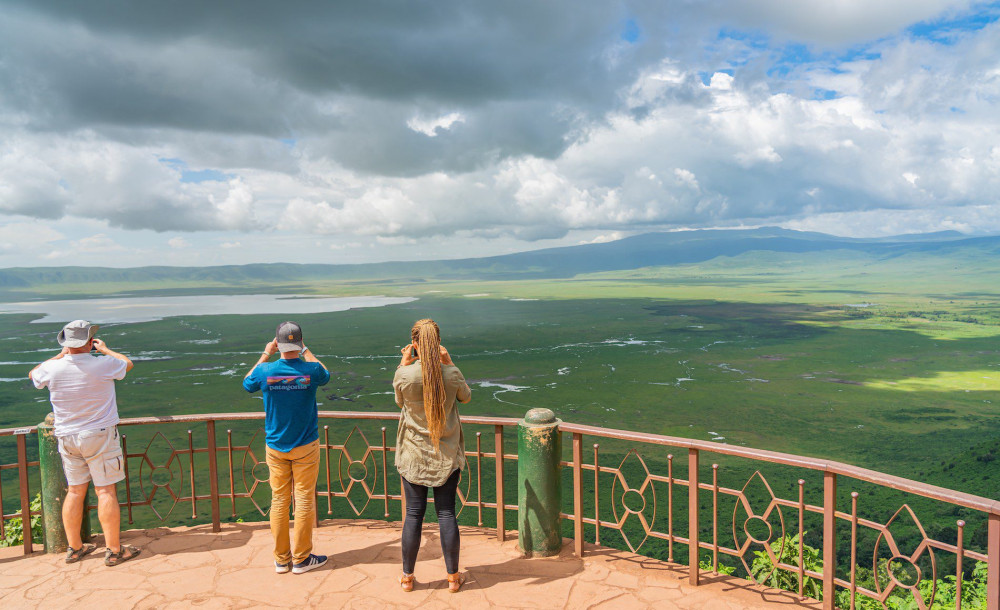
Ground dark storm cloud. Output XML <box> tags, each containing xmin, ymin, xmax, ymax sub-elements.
<box><xmin>6</xmin><ymin>1</ymin><xmax>648</xmax><ymax>101</ymax></box>
<box><xmin>0</xmin><ymin>9</ymin><xmax>333</xmax><ymax>138</ymax></box>
<box><xmin>310</xmin><ymin>98</ymin><xmax>579</xmax><ymax>176</ymax></box>
<box><xmin>1</xmin><ymin>0</ymin><xmax>694</xmax><ymax>174</ymax></box>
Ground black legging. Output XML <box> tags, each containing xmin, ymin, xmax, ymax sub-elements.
<box><xmin>401</xmin><ymin>469</ymin><xmax>461</xmax><ymax>574</ymax></box>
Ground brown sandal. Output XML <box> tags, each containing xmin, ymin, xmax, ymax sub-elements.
<box><xmin>447</xmin><ymin>572</ymin><xmax>464</xmax><ymax>593</ymax></box>
<box><xmin>104</xmin><ymin>544</ymin><xmax>141</xmax><ymax>567</ymax></box>
<box><xmin>65</xmin><ymin>543</ymin><xmax>96</xmax><ymax>564</ymax></box>
<box><xmin>399</xmin><ymin>573</ymin><xmax>415</xmax><ymax>592</ymax></box>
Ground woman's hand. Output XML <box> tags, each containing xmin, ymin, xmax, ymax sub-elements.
<box><xmin>399</xmin><ymin>344</ymin><xmax>418</xmax><ymax>367</ymax></box>
<box><xmin>439</xmin><ymin>345</ymin><xmax>454</xmax><ymax>365</ymax></box>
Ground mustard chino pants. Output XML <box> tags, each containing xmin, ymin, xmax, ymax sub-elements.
<box><xmin>265</xmin><ymin>440</ymin><xmax>320</xmax><ymax>565</ymax></box>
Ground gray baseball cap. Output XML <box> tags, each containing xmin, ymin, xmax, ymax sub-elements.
<box><xmin>57</xmin><ymin>320</ymin><xmax>99</xmax><ymax>348</ymax></box>
<box><xmin>275</xmin><ymin>321</ymin><xmax>304</xmax><ymax>352</ymax></box>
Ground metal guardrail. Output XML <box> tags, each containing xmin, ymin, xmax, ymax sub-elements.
<box><xmin>2</xmin><ymin>412</ymin><xmax>998</xmax><ymax>609</ymax></box>
<box><xmin>558</xmin><ymin>423</ymin><xmax>1000</xmax><ymax>610</ymax></box>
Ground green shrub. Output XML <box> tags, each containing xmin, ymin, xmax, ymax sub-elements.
<box><xmin>747</xmin><ymin>533</ymin><xmax>989</xmax><ymax>609</ymax></box>
<box><xmin>0</xmin><ymin>493</ymin><xmax>43</xmax><ymax>548</ymax></box>
<box><xmin>700</xmin><ymin>558</ymin><xmax>736</xmax><ymax>575</ymax></box>
<box><xmin>749</xmin><ymin>532</ymin><xmax>823</xmax><ymax>600</ymax></box>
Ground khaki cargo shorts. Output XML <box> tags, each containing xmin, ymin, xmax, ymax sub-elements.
<box><xmin>57</xmin><ymin>426</ymin><xmax>125</xmax><ymax>487</ymax></box>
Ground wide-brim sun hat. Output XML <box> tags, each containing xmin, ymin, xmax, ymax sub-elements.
<box><xmin>57</xmin><ymin>320</ymin><xmax>99</xmax><ymax>348</ymax></box>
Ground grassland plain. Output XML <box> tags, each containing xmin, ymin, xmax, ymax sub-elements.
<box><xmin>1</xmin><ymin>247</ymin><xmax>998</xmax><ymax>573</ymax></box>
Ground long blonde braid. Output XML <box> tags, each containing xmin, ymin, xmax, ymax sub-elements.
<box><xmin>411</xmin><ymin>319</ymin><xmax>446</xmax><ymax>450</ymax></box>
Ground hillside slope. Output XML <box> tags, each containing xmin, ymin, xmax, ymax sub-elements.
<box><xmin>0</xmin><ymin>227</ymin><xmax>997</xmax><ymax>289</ymax></box>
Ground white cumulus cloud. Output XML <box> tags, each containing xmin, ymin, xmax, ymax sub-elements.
<box><xmin>406</xmin><ymin>112</ymin><xmax>466</xmax><ymax>137</ymax></box>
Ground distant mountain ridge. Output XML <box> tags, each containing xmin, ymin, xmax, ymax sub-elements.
<box><xmin>1</xmin><ymin>227</ymin><xmax>998</xmax><ymax>288</ymax></box>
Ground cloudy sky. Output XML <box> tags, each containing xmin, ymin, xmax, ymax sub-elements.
<box><xmin>1</xmin><ymin>1</ymin><xmax>999</xmax><ymax>267</ymax></box>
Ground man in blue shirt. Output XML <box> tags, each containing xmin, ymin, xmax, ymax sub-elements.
<box><xmin>243</xmin><ymin>321</ymin><xmax>330</xmax><ymax>574</ymax></box>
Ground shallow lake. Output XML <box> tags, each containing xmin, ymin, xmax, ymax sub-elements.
<box><xmin>0</xmin><ymin>294</ymin><xmax>417</xmax><ymax>324</ymax></box>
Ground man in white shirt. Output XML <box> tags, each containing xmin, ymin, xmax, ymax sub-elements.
<box><xmin>29</xmin><ymin>320</ymin><xmax>141</xmax><ymax>566</ymax></box>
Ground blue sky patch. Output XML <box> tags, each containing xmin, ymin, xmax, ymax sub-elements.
<box><xmin>908</xmin><ymin>8</ymin><xmax>999</xmax><ymax>44</ymax></box>
<box><xmin>159</xmin><ymin>157</ymin><xmax>231</xmax><ymax>183</ymax></box>
<box><xmin>812</xmin><ymin>88</ymin><xmax>839</xmax><ymax>101</ymax></box>
<box><xmin>621</xmin><ymin>18</ymin><xmax>640</xmax><ymax>43</ymax></box>
<box><xmin>716</xmin><ymin>28</ymin><xmax>769</xmax><ymax>47</ymax></box>
<box><xmin>715</xmin><ymin>26</ymin><xmax>885</xmax><ymax>84</ymax></box>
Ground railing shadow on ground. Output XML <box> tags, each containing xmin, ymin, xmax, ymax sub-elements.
<box><xmin>697</xmin><ymin>571</ymin><xmax>824</xmax><ymax>608</ymax></box>
<box><xmin>462</xmin><ymin>537</ymin><xmax>584</xmax><ymax>591</ymax></box>
<box><xmin>579</xmin><ymin>543</ymin><xmax>822</xmax><ymax>608</ymax></box>
<box><xmin>315</xmin><ymin>521</ymin><xmax>588</xmax><ymax>590</ymax></box>
<box><xmin>139</xmin><ymin>520</ymin><xmax>401</xmax><ymax>568</ymax></box>
<box><xmin>129</xmin><ymin>522</ymin><xmax>256</xmax><ymax>557</ymax></box>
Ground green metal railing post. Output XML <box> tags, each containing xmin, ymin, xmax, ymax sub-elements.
<box><xmin>516</xmin><ymin>408</ymin><xmax>562</xmax><ymax>557</ymax></box>
<box><xmin>37</xmin><ymin>414</ymin><xmax>91</xmax><ymax>553</ymax></box>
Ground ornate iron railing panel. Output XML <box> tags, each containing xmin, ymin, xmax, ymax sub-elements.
<box><xmin>94</xmin><ymin>413</ymin><xmax>519</xmax><ymax>544</ymax></box>
<box><xmin>560</xmin><ymin>423</ymin><xmax>1000</xmax><ymax>610</ymax></box>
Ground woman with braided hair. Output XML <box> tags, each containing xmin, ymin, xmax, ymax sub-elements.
<box><xmin>393</xmin><ymin>318</ymin><xmax>472</xmax><ymax>593</ymax></box>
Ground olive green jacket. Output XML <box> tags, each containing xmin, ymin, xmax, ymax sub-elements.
<box><xmin>393</xmin><ymin>362</ymin><xmax>472</xmax><ymax>487</ymax></box>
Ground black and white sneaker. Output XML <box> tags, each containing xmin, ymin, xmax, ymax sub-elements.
<box><xmin>275</xmin><ymin>561</ymin><xmax>290</xmax><ymax>574</ymax></box>
<box><xmin>292</xmin><ymin>554</ymin><xmax>327</xmax><ymax>574</ymax></box>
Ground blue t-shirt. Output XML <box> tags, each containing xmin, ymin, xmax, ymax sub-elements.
<box><xmin>243</xmin><ymin>358</ymin><xmax>330</xmax><ymax>452</ymax></box>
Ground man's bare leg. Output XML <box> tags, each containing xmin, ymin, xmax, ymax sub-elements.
<box><xmin>63</xmin><ymin>483</ymin><xmax>89</xmax><ymax>550</ymax></box>
<box><xmin>94</xmin><ymin>484</ymin><xmax>120</xmax><ymax>552</ymax></box>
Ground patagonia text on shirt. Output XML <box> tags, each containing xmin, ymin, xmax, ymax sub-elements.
<box><xmin>266</xmin><ymin>375</ymin><xmax>311</xmax><ymax>390</ymax></box>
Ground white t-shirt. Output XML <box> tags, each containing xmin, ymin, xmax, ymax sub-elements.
<box><xmin>31</xmin><ymin>354</ymin><xmax>128</xmax><ymax>436</ymax></box>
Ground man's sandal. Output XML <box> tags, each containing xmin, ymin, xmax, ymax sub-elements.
<box><xmin>104</xmin><ymin>544</ymin><xmax>141</xmax><ymax>567</ymax></box>
<box><xmin>399</xmin><ymin>573</ymin><xmax>415</xmax><ymax>592</ymax></box>
<box><xmin>447</xmin><ymin>572</ymin><xmax>465</xmax><ymax>593</ymax></box>
<box><xmin>65</xmin><ymin>543</ymin><xmax>96</xmax><ymax>564</ymax></box>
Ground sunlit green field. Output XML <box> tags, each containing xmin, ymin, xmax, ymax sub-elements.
<box><xmin>1</xmin><ymin>248</ymin><xmax>998</xmax><ymax>566</ymax></box>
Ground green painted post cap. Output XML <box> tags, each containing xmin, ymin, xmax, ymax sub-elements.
<box><xmin>523</xmin><ymin>408</ymin><xmax>557</xmax><ymax>425</ymax></box>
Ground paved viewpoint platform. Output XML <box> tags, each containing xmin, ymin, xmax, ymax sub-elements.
<box><xmin>0</xmin><ymin>520</ymin><xmax>822</xmax><ymax>609</ymax></box>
